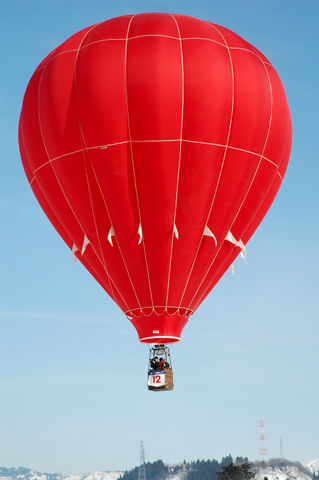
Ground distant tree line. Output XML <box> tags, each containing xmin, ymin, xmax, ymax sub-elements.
<box><xmin>119</xmin><ymin>456</ymin><xmax>254</xmax><ymax>480</ymax></box>
<box><xmin>120</xmin><ymin>460</ymin><xmax>169</xmax><ymax>480</ymax></box>
<box><xmin>216</xmin><ymin>462</ymin><xmax>255</xmax><ymax>480</ymax></box>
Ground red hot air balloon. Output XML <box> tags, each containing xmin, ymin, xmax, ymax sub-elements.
<box><xmin>19</xmin><ymin>13</ymin><xmax>292</xmax><ymax>385</ymax></box>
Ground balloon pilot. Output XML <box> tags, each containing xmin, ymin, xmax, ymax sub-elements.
<box><xmin>147</xmin><ymin>344</ymin><xmax>174</xmax><ymax>391</ymax></box>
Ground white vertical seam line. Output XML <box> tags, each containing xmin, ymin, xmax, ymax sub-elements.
<box><xmin>219</xmin><ymin>63</ymin><xmax>285</xmax><ymax>259</ymax></box>
<box><xmin>190</xmin><ymin>40</ymin><xmax>274</xmax><ymax>312</ymax></box>
<box><xmin>178</xmin><ymin>23</ymin><xmax>235</xmax><ymax>308</ymax></box>
<box><xmin>90</xmin><ymin>169</ymin><xmax>143</xmax><ymax>310</ymax></box>
<box><xmin>73</xmin><ymin>23</ymin><xmax>117</xmax><ymax>303</ymax></box>
<box><xmin>37</xmin><ymin>25</ymin><xmax>129</xmax><ymax>311</ymax></box>
<box><xmin>165</xmin><ymin>14</ymin><xmax>185</xmax><ymax>309</ymax></box>
<box><xmin>124</xmin><ymin>15</ymin><xmax>154</xmax><ymax>308</ymax></box>
<box><xmin>73</xmin><ymin>22</ymin><xmax>142</xmax><ymax>310</ymax></box>
<box><xmin>20</xmin><ymin>122</ymin><xmax>109</xmax><ymax>295</ymax></box>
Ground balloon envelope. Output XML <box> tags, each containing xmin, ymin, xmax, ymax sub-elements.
<box><xmin>19</xmin><ymin>13</ymin><xmax>292</xmax><ymax>343</ymax></box>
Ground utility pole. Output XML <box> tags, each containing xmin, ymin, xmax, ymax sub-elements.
<box><xmin>138</xmin><ymin>441</ymin><xmax>147</xmax><ymax>480</ymax></box>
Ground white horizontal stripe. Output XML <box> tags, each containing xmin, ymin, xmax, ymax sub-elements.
<box><xmin>29</xmin><ymin>139</ymin><xmax>280</xmax><ymax>184</ymax></box>
<box><xmin>139</xmin><ymin>335</ymin><xmax>181</xmax><ymax>342</ymax></box>
<box><xmin>35</xmin><ymin>35</ymin><xmax>271</xmax><ymax>71</ymax></box>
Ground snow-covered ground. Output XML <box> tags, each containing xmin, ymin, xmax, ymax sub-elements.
<box><xmin>64</xmin><ymin>472</ymin><xmax>122</xmax><ymax>480</ymax></box>
<box><xmin>254</xmin><ymin>464</ymin><xmax>312</xmax><ymax>480</ymax></box>
<box><xmin>0</xmin><ymin>461</ymin><xmax>315</xmax><ymax>480</ymax></box>
<box><xmin>0</xmin><ymin>471</ymin><xmax>49</xmax><ymax>480</ymax></box>
<box><xmin>0</xmin><ymin>470</ymin><xmax>122</xmax><ymax>480</ymax></box>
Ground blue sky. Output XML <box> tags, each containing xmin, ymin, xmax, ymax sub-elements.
<box><xmin>0</xmin><ymin>0</ymin><xmax>318</xmax><ymax>474</ymax></box>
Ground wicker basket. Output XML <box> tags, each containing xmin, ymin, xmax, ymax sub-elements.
<box><xmin>164</xmin><ymin>367</ymin><xmax>174</xmax><ymax>389</ymax></box>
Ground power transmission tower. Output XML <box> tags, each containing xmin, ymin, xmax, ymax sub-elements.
<box><xmin>259</xmin><ymin>420</ymin><xmax>268</xmax><ymax>462</ymax></box>
<box><xmin>138</xmin><ymin>441</ymin><xmax>147</xmax><ymax>480</ymax></box>
<box><xmin>181</xmin><ymin>462</ymin><xmax>187</xmax><ymax>480</ymax></box>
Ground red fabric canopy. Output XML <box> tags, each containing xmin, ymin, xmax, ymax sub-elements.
<box><xmin>19</xmin><ymin>13</ymin><xmax>292</xmax><ymax>343</ymax></box>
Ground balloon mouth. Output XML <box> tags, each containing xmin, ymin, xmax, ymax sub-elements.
<box><xmin>126</xmin><ymin>307</ymin><xmax>192</xmax><ymax>344</ymax></box>
<box><xmin>140</xmin><ymin>335</ymin><xmax>181</xmax><ymax>344</ymax></box>
<box><xmin>126</xmin><ymin>306</ymin><xmax>192</xmax><ymax>318</ymax></box>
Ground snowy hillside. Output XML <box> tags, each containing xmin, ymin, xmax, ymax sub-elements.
<box><xmin>0</xmin><ymin>467</ymin><xmax>51</xmax><ymax>480</ymax></box>
<box><xmin>64</xmin><ymin>472</ymin><xmax>122</xmax><ymax>480</ymax></box>
<box><xmin>254</xmin><ymin>462</ymin><xmax>312</xmax><ymax>480</ymax></box>
<box><xmin>0</xmin><ymin>469</ymin><xmax>122</xmax><ymax>480</ymax></box>
<box><xmin>0</xmin><ymin>460</ymin><xmax>314</xmax><ymax>480</ymax></box>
